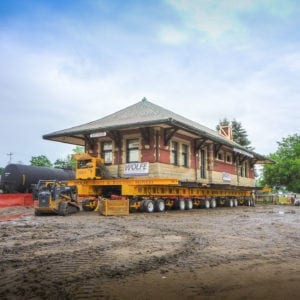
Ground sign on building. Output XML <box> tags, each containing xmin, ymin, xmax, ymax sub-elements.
<box><xmin>222</xmin><ymin>172</ymin><xmax>231</xmax><ymax>182</ymax></box>
<box><xmin>124</xmin><ymin>162</ymin><xmax>149</xmax><ymax>176</ymax></box>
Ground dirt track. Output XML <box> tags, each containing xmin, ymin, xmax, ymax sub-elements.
<box><xmin>0</xmin><ymin>205</ymin><xmax>299</xmax><ymax>300</ymax></box>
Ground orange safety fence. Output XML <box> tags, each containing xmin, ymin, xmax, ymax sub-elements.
<box><xmin>0</xmin><ymin>194</ymin><xmax>34</xmax><ymax>208</ymax></box>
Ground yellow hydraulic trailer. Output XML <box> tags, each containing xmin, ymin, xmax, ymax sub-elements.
<box><xmin>69</xmin><ymin>153</ymin><xmax>254</xmax><ymax>214</ymax></box>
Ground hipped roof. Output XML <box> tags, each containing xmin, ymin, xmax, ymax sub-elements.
<box><xmin>43</xmin><ymin>98</ymin><xmax>272</xmax><ymax>164</ymax></box>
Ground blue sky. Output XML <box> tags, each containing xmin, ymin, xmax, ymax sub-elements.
<box><xmin>0</xmin><ymin>0</ymin><xmax>299</xmax><ymax>167</ymax></box>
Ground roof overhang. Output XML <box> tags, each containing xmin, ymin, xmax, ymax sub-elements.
<box><xmin>43</xmin><ymin>118</ymin><xmax>274</xmax><ymax>164</ymax></box>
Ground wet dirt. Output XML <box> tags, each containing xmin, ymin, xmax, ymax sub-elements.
<box><xmin>0</xmin><ymin>205</ymin><xmax>299</xmax><ymax>300</ymax></box>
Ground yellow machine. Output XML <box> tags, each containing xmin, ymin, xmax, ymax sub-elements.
<box><xmin>34</xmin><ymin>180</ymin><xmax>80</xmax><ymax>216</ymax></box>
<box><xmin>68</xmin><ymin>154</ymin><xmax>254</xmax><ymax>215</ymax></box>
<box><xmin>73</xmin><ymin>153</ymin><xmax>105</xmax><ymax>180</ymax></box>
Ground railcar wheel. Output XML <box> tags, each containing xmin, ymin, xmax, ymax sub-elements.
<box><xmin>155</xmin><ymin>199</ymin><xmax>165</xmax><ymax>212</ymax></box>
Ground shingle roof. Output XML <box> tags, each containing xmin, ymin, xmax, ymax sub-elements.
<box><xmin>43</xmin><ymin>98</ymin><xmax>272</xmax><ymax>163</ymax></box>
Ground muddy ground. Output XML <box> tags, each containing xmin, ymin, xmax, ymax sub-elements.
<box><xmin>0</xmin><ymin>205</ymin><xmax>299</xmax><ymax>300</ymax></box>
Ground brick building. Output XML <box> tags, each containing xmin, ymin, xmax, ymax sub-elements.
<box><xmin>44</xmin><ymin>98</ymin><xmax>271</xmax><ymax>188</ymax></box>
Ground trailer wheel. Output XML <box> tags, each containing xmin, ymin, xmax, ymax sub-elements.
<box><xmin>201</xmin><ymin>199</ymin><xmax>210</xmax><ymax>209</ymax></box>
<box><xmin>185</xmin><ymin>199</ymin><xmax>193</xmax><ymax>210</ymax></box>
<box><xmin>233</xmin><ymin>199</ymin><xmax>238</xmax><ymax>207</ymax></box>
<box><xmin>246</xmin><ymin>198</ymin><xmax>251</xmax><ymax>206</ymax></box>
<box><xmin>210</xmin><ymin>198</ymin><xmax>217</xmax><ymax>209</ymax></box>
<box><xmin>227</xmin><ymin>199</ymin><xmax>234</xmax><ymax>207</ymax></box>
<box><xmin>175</xmin><ymin>199</ymin><xmax>185</xmax><ymax>210</ymax></box>
<box><xmin>143</xmin><ymin>200</ymin><xmax>154</xmax><ymax>213</ymax></box>
<box><xmin>154</xmin><ymin>199</ymin><xmax>165</xmax><ymax>212</ymax></box>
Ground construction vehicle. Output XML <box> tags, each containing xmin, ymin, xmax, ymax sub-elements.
<box><xmin>68</xmin><ymin>154</ymin><xmax>254</xmax><ymax>215</ymax></box>
<box><xmin>34</xmin><ymin>180</ymin><xmax>80</xmax><ymax>216</ymax></box>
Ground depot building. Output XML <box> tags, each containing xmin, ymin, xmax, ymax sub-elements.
<box><xmin>43</xmin><ymin>98</ymin><xmax>271</xmax><ymax>188</ymax></box>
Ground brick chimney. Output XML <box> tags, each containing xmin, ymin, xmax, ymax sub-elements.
<box><xmin>219</xmin><ymin>125</ymin><xmax>233</xmax><ymax>141</ymax></box>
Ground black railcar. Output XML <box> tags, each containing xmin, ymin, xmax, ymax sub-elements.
<box><xmin>0</xmin><ymin>164</ymin><xmax>75</xmax><ymax>193</ymax></box>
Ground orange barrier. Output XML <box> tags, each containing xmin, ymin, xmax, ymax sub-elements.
<box><xmin>0</xmin><ymin>194</ymin><xmax>33</xmax><ymax>207</ymax></box>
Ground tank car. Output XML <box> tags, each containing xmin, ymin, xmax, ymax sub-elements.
<box><xmin>0</xmin><ymin>164</ymin><xmax>75</xmax><ymax>193</ymax></box>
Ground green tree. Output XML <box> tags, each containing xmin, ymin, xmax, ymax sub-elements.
<box><xmin>217</xmin><ymin>118</ymin><xmax>253</xmax><ymax>150</ymax></box>
<box><xmin>0</xmin><ymin>167</ymin><xmax>4</xmax><ymax>175</ymax></box>
<box><xmin>52</xmin><ymin>146</ymin><xmax>84</xmax><ymax>170</ymax></box>
<box><xmin>261</xmin><ymin>134</ymin><xmax>300</xmax><ymax>192</ymax></box>
<box><xmin>69</xmin><ymin>146</ymin><xmax>84</xmax><ymax>170</ymax></box>
<box><xmin>30</xmin><ymin>155</ymin><xmax>52</xmax><ymax>167</ymax></box>
<box><xmin>53</xmin><ymin>158</ymin><xmax>71</xmax><ymax>169</ymax></box>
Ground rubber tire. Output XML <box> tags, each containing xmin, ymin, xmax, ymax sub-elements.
<box><xmin>202</xmin><ymin>199</ymin><xmax>210</xmax><ymax>209</ymax></box>
<box><xmin>210</xmin><ymin>198</ymin><xmax>217</xmax><ymax>209</ymax></box>
<box><xmin>143</xmin><ymin>200</ymin><xmax>154</xmax><ymax>213</ymax></box>
<box><xmin>185</xmin><ymin>199</ymin><xmax>193</xmax><ymax>210</ymax></box>
<box><xmin>233</xmin><ymin>199</ymin><xmax>238</xmax><ymax>207</ymax></box>
<box><xmin>155</xmin><ymin>199</ymin><xmax>165</xmax><ymax>212</ymax></box>
<box><xmin>175</xmin><ymin>199</ymin><xmax>185</xmax><ymax>210</ymax></box>
<box><xmin>227</xmin><ymin>199</ymin><xmax>234</xmax><ymax>208</ymax></box>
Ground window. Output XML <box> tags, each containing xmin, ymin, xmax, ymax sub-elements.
<box><xmin>244</xmin><ymin>161</ymin><xmax>249</xmax><ymax>177</ymax></box>
<box><xmin>127</xmin><ymin>139</ymin><xmax>139</xmax><ymax>163</ymax></box>
<box><xmin>239</xmin><ymin>161</ymin><xmax>249</xmax><ymax>177</ymax></box>
<box><xmin>217</xmin><ymin>151</ymin><xmax>224</xmax><ymax>161</ymax></box>
<box><xmin>101</xmin><ymin>142</ymin><xmax>112</xmax><ymax>164</ymax></box>
<box><xmin>77</xmin><ymin>159</ymin><xmax>92</xmax><ymax>169</ymax></box>
<box><xmin>182</xmin><ymin>144</ymin><xmax>189</xmax><ymax>167</ymax></box>
<box><xmin>171</xmin><ymin>141</ymin><xmax>178</xmax><ymax>165</ymax></box>
<box><xmin>226</xmin><ymin>153</ymin><xmax>232</xmax><ymax>164</ymax></box>
<box><xmin>200</xmin><ymin>149</ymin><xmax>206</xmax><ymax>179</ymax></box>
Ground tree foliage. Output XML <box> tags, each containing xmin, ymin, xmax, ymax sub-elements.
<box><xmin>53</xmin><ymin>158</ymin><xmax>71</xmax><ymax>169</ymax></box>
<box><xmin>29</xmin><ymin>147</ymin><xmax>84</xmax><ymax>169</ymax></box>
<box><xmin>54</xmin><ymin>146</ymin><xmax>84</xmax><ymax>170</ymax></box>
<box><xmin>69</xmin><ymin>146</ymin><xmax>84</xmax><ymax>170</ymax></box>
<box><xmin>261</xmin><ymin>134</ymin><xmax>300</xmax><ymax>192</ymax></box>
<box><xmin>216</xmin><ymin>118</ymin><xmax>253</xmax><ymax>150</ymax></box>
<box><xmin>30</xmin><ymin>155</ymin><xmax>52</xmax><ymax>167</ymax></box>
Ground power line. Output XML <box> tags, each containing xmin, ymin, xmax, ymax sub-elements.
<box><xmin>7</xmin><ymin>152</ymin><xmax>13</xmax><ymax>164</ymax></box>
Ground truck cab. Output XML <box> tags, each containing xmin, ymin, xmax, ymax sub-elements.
<box><xmin>74</xmin><ymin>154</ymin><xmax>104</xmax><ymax>180</ymax></box>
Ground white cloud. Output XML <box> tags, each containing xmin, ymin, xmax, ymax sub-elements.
<box><xmin>165</xmin><ymin>0</ymin><xmax>251</xmax><ymax>40</ymax></box>
<box><xmin>158</xmin><ymin>26</ymin><xmax>188</xmax><ymax>45</ymax></box>
<box><xmin>0</xmin><ymin>0</ymin><xmax>299</xmax><ymax>168</ymax></box>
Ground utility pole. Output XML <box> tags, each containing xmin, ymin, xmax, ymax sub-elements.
<box><xmin>7</xmin><ymin>152</ymin><xmax>13</xmax><ymax>164</ymax></box>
